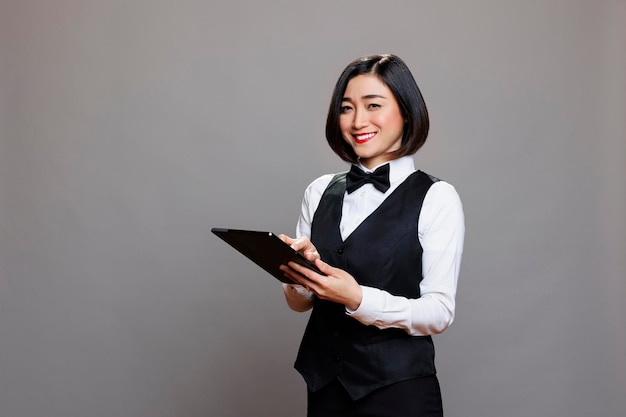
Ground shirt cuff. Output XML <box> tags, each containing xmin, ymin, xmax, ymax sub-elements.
<box><xmin>346</xmin><ymin>286</ymin><xmax>384</xmax><ymax>325</ymax></box>
<box><xmin>282</xmin><ymin>283</ymin><xmax>315</xmax><ymax>312</ymax></box>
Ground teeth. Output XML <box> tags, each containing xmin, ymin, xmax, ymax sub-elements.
<box><xmin>356</xmin><ymin>132</ymin><xmax>375</xmax><ymax>140</ymax></box>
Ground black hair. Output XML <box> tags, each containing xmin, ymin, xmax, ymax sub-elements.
<box><xmin>325</xmin><ymin>54</ymin><xmax>429</xmax><ymax>163</ymax></box>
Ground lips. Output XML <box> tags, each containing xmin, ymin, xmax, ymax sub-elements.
<box><xmin>354</xmin><ymin>132</ymin><xmax>376</xmax><ymax>144</ymax></box>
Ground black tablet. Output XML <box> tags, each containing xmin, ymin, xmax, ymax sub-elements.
<box><xmin>211</xmin><ymin>228</ymin><xmax>325</xmax><ymax>284</ymax></box>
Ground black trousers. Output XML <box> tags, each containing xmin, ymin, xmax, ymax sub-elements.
<box><xmin>307</xmin><ymin>376</ymin><xmax>444</xmax><ymax>417</ymax></box>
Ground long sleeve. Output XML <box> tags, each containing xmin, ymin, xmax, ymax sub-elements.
<box><xmin>347</xmin><ymin>181</ymin><xmax>464</xmax><ymax>336</ymax></box>
<box><xmin>282</xmin><ymin>157</ymin><xmax>465</xmax><ymax>336</ymax></box>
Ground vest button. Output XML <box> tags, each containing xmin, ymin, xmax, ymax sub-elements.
<box><xmin>337</xmin><ymin>248</ymin><xmax>344</xmax><ymax>255</ymax></box>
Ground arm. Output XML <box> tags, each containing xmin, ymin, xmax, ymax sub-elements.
<box><xmin>280</xmin><ymin>234</ymin><xmax>318</xmax><ymax>312</ymax></box>
<box><xmin>348</xmin><ymin>181</ymin><xmax>465</xmax><ymax>336</ymax></box>
<box><xmin>281</xmin><ymin>175</ymin><xmax>334</xmax><ymax>312</ymax></box>
<box><xmin>282</xmin><ymin>282</ymin><xmax>316</xmax><ymax>312</ymax></box>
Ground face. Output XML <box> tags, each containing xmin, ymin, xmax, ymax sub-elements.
<box><xmin>339</xmin><ymin>74</ymin><xmax>405</xmax><ymax>169</ymax></box>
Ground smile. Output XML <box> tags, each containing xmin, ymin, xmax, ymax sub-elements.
<box><xmin>354</xmin><ymin>132</ymin><xmax>376</xmax><ymax>144</ymax></box>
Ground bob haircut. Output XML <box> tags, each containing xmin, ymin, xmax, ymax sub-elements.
<box><xmin>325</xmin><ymin>54</ymin><xmax>429</xmax><ymax>164</ymax></box>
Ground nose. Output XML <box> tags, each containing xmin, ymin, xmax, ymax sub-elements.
<box><xmin>352</xmin><ymin>108</ymin><xmax>368</xmax><ymax>129</ymax></box>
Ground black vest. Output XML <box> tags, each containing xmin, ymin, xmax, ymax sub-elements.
<box><xmin>294</xmin><ymin>170</ymin><xmax>438</xmax><ymax>400</ymax></box>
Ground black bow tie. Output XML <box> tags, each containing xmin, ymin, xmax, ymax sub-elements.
<box><xmin>345</xmin><ymin>164</ymin><xmax>391</xmax><ymax>194</ymax></box>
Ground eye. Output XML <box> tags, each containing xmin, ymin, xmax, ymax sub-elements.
<box><xmin>340</xmin><ymin>105</ymin><xmax>353</xmax><ymax>113</ymax></box>
<box><xmin>367</xmin><ymin>103</ymin><xmax>381</xmax><ymax>109</ymax></box>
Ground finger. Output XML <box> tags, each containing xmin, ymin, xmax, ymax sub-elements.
<box><xmin>280</xmin><ymin>264</ymin><xmax>313</xmax><ymax>287</ymax></box>
<box><xmin>313</xmin><ymin>258</ymin><xmax>335</xmax><ymax>275</ymax></box>
<box><xmin>301</xmin><ymin>248</ymin><xmax>320</xmax><ymax>262</ymax></box>
<box><xmin>287</xmin><ymin>262</ymin><xmax>326</xmax><ymax>288</ymax></box>
<box><xmin>289</xmin><ymin>238</ymin><xmax>311</xmax><ymax>252</ymax></box>
<box><xmin>277</xmin><ymin>234</ymin><xmax>294</xmax><ymax>245</ymax></box>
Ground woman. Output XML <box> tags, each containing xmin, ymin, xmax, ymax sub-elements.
<box><xmin>279</xmin><ymin>54</ymin><xmax>464</xmax><ymax>417</ymax></box>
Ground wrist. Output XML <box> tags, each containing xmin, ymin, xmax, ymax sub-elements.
<box><xmin>345</xmin><ymin>285</ymin><xmax>363</xmax><ymax>312</ymax></box>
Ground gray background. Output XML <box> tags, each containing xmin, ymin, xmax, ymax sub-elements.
<box><xmin>1</xmin><ymin>1</ymin><xmax>625</xmax><ymax>416</ymax></box>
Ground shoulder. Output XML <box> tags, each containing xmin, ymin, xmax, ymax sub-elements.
<box><xmin>303</xmin><ymin>172</ymin><xmax>342</xmax><ymax>199</ymax></box>
<box><xmin>298</xmin><ymin>172</ymin><xmax>345</xmax><ymax>233</ymax></box>
<box><xmin>300</xmin><ymin>172</ymin><xmax>343</xmax><ymax>210</ymax></box>
<box><xmin>410</xmin><ymin>171</ymin><xmax>462</xmax><ymax>207</ymax></box>
<box><xmin>420</xmin><ymin>178</ymin><xmax>465</xmax><ymax>232</ymax></box>
<box><xmin>425</xmin><ymin>179</ymin><xmax>462</xmax><ymax>204</ymax></box>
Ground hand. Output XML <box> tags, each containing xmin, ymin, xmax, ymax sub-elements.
<box><xmin>280</xmin><ymin>257</ymin><xmax>363</xmax><ymax>311</ymax></box>
<box><xmin>277</xmin><ymin>234</ymin><xmax>320</xmax><ymax>263</ymax></box>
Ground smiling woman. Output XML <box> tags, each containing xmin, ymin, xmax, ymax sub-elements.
<box><xmin>278</xmin><ymin>54</ymin><xmax>465</xmax><ymax>417</ymax></box>
<box><xmin>338</xmin><ymin>74</ymin><xmax>406</xmax><ymax>169</ymax></box>
<box><xmin>325</xmin><ymin>54</ymin><xmax>430</xmax><ymax>167</ymax></box>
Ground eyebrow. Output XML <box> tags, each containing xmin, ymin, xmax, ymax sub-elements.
<box><xmin>342</xmin><ymin>94</ymin><xmax>388</xmax><ymax>102</ymax></box>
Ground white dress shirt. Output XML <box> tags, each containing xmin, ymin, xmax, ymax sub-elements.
<box><xmin>283</xmin><ymin>156</ymin><xmax>465</xmax><ymax>336</ymax></box>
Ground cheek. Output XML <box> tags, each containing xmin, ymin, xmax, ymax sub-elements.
<box><xmin>376</xmin><ymin>111</ymin><xmax>398</xmax><ymax>125</ymax></box>
<box><xmin>339</xmin><ymin>116</ymin><xmax>353</xmax><ymax>138</ymax></box>
<box><xmin>339</xmin><ymin>115</ymin><xmax>351</xmax><ymax>132</ymax></box>
<box><xmin>379</xmin><ymin>112</ymin><xmax>404</xmax><ymax>134</ymax></box>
